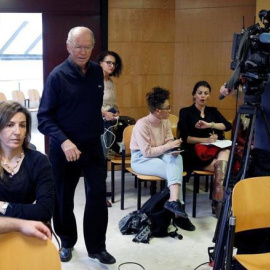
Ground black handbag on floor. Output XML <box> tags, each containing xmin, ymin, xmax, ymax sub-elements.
<box><xmin>140</xmin><ymin>187</ymin><xmax>182</xmax><ymax>239</ymax></box>
<box><xmin>118</xmin><ymin>188</ymin><xmax>182</xmax><ymax>243</ymax></box>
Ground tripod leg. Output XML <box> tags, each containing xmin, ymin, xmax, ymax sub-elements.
<box><xmin>213</xmin><ymin>190</ymin><xmax>232</xmax><ymax>270</ymax></box>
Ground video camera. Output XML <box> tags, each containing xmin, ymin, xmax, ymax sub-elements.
<box><xmin>226</xmin><ymin>9</ymin><xmax>270</xmax><ymax>98</ymax></box>
<box><xmin>210</xmin><ymin>11</ymin><xmax>270</xmax><ymax>270</ymax></box>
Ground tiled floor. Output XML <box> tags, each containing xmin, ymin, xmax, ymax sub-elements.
<box><xmin>53</xmin><ymin>173</ymin><xmax>218</xmax><ymax>270</ymax></box>
<box><xmin>31</xmin><ymin>117</ymin><xmax>218</xmax><ymax>270</ymax></box>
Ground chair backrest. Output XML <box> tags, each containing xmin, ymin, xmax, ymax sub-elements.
<box><xmin>168</xmin><ymin>114</ymin><xmax>179</xmax><ymax>138</ymax></box>
<box><xmin>0</xmin><ymin>92</ymin><xmax>7</xmax><ymax>102</ymax></box>
<box><xmin>11</xmin><ymin>90</ymin><xmax>28</xmax><ymax>107</ymax></box>
<box><xmin>232</xmin><ymin>176</ymin><xmax>270</xmax><ymax>233</ymax></box>
<box><xmin>122</xmin><ymin>125</ymin><xmax>134</xmax><ymax>155</ymax></box>
<box><xmin>0</xmin><ymin>232</ymin><xmax>61</xmax><ymax>270</ymax></box>
<box><xmin>28</xmin><ymin>89</ymin><xmax>41</xmax><ymax>109</ymax></box>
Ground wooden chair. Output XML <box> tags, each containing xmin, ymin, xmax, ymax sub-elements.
<box><xmin>168</xmin><ymin>114</ymin><xmax>179</xmax><ymax>139</ymax></box>
<box><xmin>120</xmin><ymin>125</ymin><xmax>187</xmax><ymax>210</ymax></box>
<box><xmin>110</xmin><ymin>155</ymin><xmax>131</xmax><ymax>204</ymax></box>
<box><xmin>226</xmin><ymin>177</ymin><xmax>270</xmax><ymax>270</ymax></box>
<box><xmin>0</xmin><ymin>232</ymin><xmax>61</xmax><ymax>270</ymax></box>
<box><xmin>119</xmin><ymin>125</ymin><xmax>164</xmax><ymax>209</ymax></box>
<box><xmin>0</xmin><ymin>92</ymin><xmax>7</xmax><ymax>102</ymax></box>
<box><xmin>124</xmin><ymin>167</ymin><xmax>165</xmax><ymax>210</ymax></box>
<box><xmin>192</xmin><ymin>170</ymin><xmax>214</xmax><ymax>218</ymax></box>
<box><xmin>28</xmin><ymin>89</ymin><xmax>40</xmax><ymax>109</ymax></box>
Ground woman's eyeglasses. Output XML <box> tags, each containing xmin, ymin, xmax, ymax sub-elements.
<box><xmin>103</xmin><ymin>61</ymin><xmax>118</xmax><ymax>68</ymax></box>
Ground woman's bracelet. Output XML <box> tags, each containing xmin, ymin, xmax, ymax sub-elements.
<box><xmin>210</xmin><ymin>122</ymin><xmax>215</xmax><ymax>129</ymax></box>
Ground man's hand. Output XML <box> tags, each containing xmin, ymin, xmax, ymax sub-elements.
<box><xmin>220</xmin><ymin>84</ymin><xmax>230</xmax><ymax>97</ymax></box>
<box><xmin>61</xmin><ymin>139</ymin><xmax>81</xmax><ymax>162</ymax></box>
<box><xmin>19</xmin><ymin>220</ymin><xmax>52</xmax><ymax>240</ymax></box>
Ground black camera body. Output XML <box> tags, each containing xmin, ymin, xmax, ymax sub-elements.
<box><xmin>228</xmin><ymin>10</ymin><xmax>270</xmax><ymax>98</ymax></box>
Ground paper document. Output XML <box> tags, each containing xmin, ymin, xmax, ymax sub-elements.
<box><xmin>200</xmin><ymin>140</ymin><xmax>232</xmax><ymax>148</ymax></box>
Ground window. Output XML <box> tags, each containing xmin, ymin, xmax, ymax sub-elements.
<box><xmin>0</xmin><ymin>13</ymin><xmax>43</xmax><ymax>99</ymax></box>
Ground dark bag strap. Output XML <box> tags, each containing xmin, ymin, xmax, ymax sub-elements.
<box><xmin>43</xmin><ymin>221</ymin><xmax>61</xmax><ymax>250</ymax></box>
<box><xmin>168</xmin><ymin>221</ymin><xmax>183</xmax><ymax>240</ymax></box>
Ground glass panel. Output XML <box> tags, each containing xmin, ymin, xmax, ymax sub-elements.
<box><xmin>0</xmin><ymin>13</ymin><xmax>43</xmax><ymax>99</ymax></box>
<box><xmin>0</xmin><ymin>13</ymin><xmax>44</xmax><ymax>153</ymax></box>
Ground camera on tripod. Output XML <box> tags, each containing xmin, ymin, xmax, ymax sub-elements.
<box><xmin>210</xmin><ymin>10</ymin><xmax>270</xmax><ymax>270</ymax></box>
<box><xmin>228</xmin><ymin>9</ymin><xmax>270</xmax><ymax>99</ymax></box>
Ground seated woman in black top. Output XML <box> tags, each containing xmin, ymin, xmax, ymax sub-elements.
<box><xmin>178</xmin><ymin>81</ymin><xmax>232</xmax><ymax>216</ymax></box>
<box><xmin>0</xmin><ymin>101</ymin><xmax>54</xmax><ymax>221</ymax></box>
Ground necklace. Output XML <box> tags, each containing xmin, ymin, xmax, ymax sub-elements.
<box><xmin>1</xmin><ymin>151</ymin><xmax>24</xmax><ymax>178</ymax></box>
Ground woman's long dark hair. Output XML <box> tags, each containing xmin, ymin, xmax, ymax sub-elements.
<box><xmin>192</xmin><ymin>81</ymin><xmax>211</xmax><ymax>96</ymax></box>
<box><xmin>96</xmin><ymin>50</ymin><xmax>123</xmax><ymax>77</ymax></box>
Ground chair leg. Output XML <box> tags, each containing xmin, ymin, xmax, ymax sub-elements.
<box><xmin>111</xmin><ymin>163</ymin><xmax>115</xmax><ymax>203</ymax></box>
<box><xmin>120</xmin><ymin>167</ymin><xmax>125</xmax><ymax>210</ymax></box>
<box><xmin>150</xmin><ymin>182</ymin><xmax>157</xmax><ymax>196</ymax></box>
<box><xmin>183</xmin><ymin>175</ymin><xmax>187</xmax><ymax>210</ymax></box>
<box><xmin>137</xmin><ymin>177</ymin><xmax>141</xmax><ymax>210</ymax></box>
<box><xmin>196</xmin><ymin>176</ymin><xmax>200</xmax><ymax>193</ymax></box>
<box><xmin>205</xmin><ymin>175</ymin><xmax>209</xmax><ymax>192</ymax></box>
<box><xmin>193</xmin><ymin>174</ymin><xmax>199</xmax><ymax>218</ymax></box>
<box><xmin>209</xmin><ymin>175</ymin><xmax>213</xmax><ymax>200</ymax></box>
<box><xmin>160</xmin><ymin>181</ymin><xmax>165</xmax><ymax>191</ymax></box>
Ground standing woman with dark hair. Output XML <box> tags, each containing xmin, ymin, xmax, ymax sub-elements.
<box><xmin>97</xmin><ymin>51</ymin><xmax>122</xmax><ymax>122</ymax></box>
<box><xmin>178</xmin><ymin>81</ymin><xmax>232</xmax><ymax>217</ymax></box>
<box><xmin>97</xmin><ymin>51</ymin><xmax>122</xmax><ymax>153</ymax></box>
<box><xmin>97</xmin><ymin>51</ymin><xmax>123</xmax><ymax>207</ymax></box>
<box><xmin>0</xmin><ymin>101</ymin><xmax>54</xmax><ymax>221</ymax></box>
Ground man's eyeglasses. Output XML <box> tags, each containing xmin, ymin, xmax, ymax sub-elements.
<box><xmin>159</xmin><ymin>106</ymin><xmax>171</xmax><ymax>110</ymax></box>
<box><xmin>103</xmin><ymin>61</ymin><xmax>118</xmax><ymax>68</ymax></box>
<box><xmin>73</xmin><ymin>45</ymin><xmax>92</xmax><ymax>52</ymax></box>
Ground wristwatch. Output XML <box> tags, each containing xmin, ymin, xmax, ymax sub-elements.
<box><xmin>0</xmin><ymin>202</ymin><xmax>9</xmax><ymax>215</ymax></box>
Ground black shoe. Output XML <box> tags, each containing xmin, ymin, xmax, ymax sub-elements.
<box><xmin>173</xmin><ymin>217</ymin><xmax>196</xmax><ymax>231</ymax></box>
<box><xmin>88</xmin><ymin>250</ymin><xmax>116</xmax><ymax>264</ymax></box>
<box><xmin>164</xmin><ymin>200</ymin><xmax>188</xmax><ymax>219</ymax></box>
<box><xmin>60</xmin><ymin>247</ymin><xmax>73</xmax><ymax>262</ymax></box>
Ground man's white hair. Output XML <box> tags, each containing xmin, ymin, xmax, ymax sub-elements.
<box><xmin>66</xmin><ymin>26</ymin><xmax>95</xmax><ymax>46</ymax></box>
